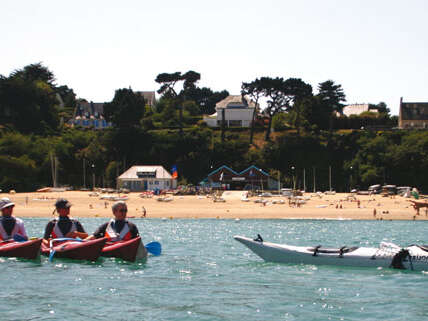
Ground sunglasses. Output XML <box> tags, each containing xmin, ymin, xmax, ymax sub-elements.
<box><xmin>118</xmin><ymin>208</ymin><xmax>128</xmax><ymax>213</ymax></box>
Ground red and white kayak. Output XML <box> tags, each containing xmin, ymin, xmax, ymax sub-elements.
<box><xmin>234</xmin><ymin>235</ymin><xmax>428</xmax><ymax>271</ymax></box>
<box><xmin>41</xmin><ymin>237</ymin><xmax>107</xmax><ymax>261</ymax></box>
<box><xmin>0</xmin><ymin>238</ymin><xmax>42</xmax><ymax>259</ymax></box>
<box><xmin>102</xmin><ymin>236</ymin><xmax>147</xmax><ymax>262</ymax></box>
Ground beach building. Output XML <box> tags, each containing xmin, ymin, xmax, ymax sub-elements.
<box><xmin>341</xmin><ymin>104</ymin><xmax>377</xmax><ymax>117</ymax></box>
<box><xmin>117</xmin><ymin>165</ymin><xmax>177</xmax><ymax>191</ymax></box>
<box><xmin>69</xmin><ymin>101</ymin><xmax>112</xmax><ymax>129</ymax></box>
<box><xmin>203</xmin><ymin>95</ymin><xmax>258</xmax><ymax>128</ymax></box>
<box><xmin>399</xmin><ymin>97</ymin><xmax>428</xmax><ymax>129</ymax></box>
<box><xmin>202</xmin><ymin>165</ymin><xmax>279</xmax><ymax>190</ymax></box>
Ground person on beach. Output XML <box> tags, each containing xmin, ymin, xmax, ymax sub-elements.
<box><xmin>86</xmin><ymin>201</ymin><xmax>139</xmax><ymax>241</ymax></box>
<box><xmin>409</xmin><ymin>200</ymin><xmax>428</xmax><ymax>216</ymax></box>
<box><xmin>0</xmin><ymin>197</ymin><xmax>28</xmax><ymax>241</ymax></box>
<box><xmin>43</xmin><ymin>198</ymin><xmax>88</xmax><ymax>245</ymax></box>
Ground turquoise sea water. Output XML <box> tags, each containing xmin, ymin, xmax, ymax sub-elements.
<box><xmin>1</xmin><ymin>218</ymin><xmax>427</xmax><ymax>321</ymax></box>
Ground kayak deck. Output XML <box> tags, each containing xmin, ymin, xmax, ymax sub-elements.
<box><xmin>41</xmin><ymin>237</ymin><xmax>107</xmax><ymax>261</ymax></box>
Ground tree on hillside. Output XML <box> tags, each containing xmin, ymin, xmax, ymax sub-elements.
<box><xmin>0</xmin><ymin>73</ymin><xmax>59</xmax><ymax>134</ymax></box>
<box><xmin>242</xmin><ymin>78</ymin><xmax>263</xmax><ymax>145</ymax></box>
<box><xmin>256</xmin><ymin>77</ymin><xmax>312</xmax><ymax>141</ymax></box>
<box><xmin>0</xmin><ymin>63</ymin><xmax>80</xmax><ymax>134</ymax></box>
<box><xmin>257</xmin><ymin>77</ymin><xmax>289</xmax><ymax>141</ymax></box>
<box><xmin>153</xmin><ymin>97</ymin><xmax>180</xmax><ymax>127</ymax></box>
<box><xmin>317</xmin><ymin>80</ymin><xmax>346</xmax><ymax>132</ymax></box>
<box><xmin>103</xmin><ymin>88</ymin><xmax>145</xmax><ymax>128</ymax></box>
<box><xmin>155</xmin><ymin>71</ymin><xmax>201</xmax><ymax>133</ymax></box>
<box><xmin>370</xmin><ymin>102</ymin><xmax>390</xmax><ymax>115</ymax></box>
<box><xmin>300</xmin><ymin>96</ymin><xmax>331</xmax><ymax>131</ymax></box>
<box><xmin>283</xmin><ymin>78</ymin><xmax>313</xmax><ymax>135</ymax></box>
<box><xmin>56</xmin><ymin>85</ymin><xmax>77</xmax><ymax>107</ymax></box>
<box><xmin>10</xmin><ymin>62</ymin><xmax>55</xmax><ymax>85</ymax></box>
<box><xmin>183</xmin><ymin>87</ymin><xmax>229</xmax><ymax>115</ymax></box>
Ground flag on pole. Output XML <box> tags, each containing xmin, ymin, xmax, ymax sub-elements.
<box><xmin>219</xmin><ymin>172</ymin><xmax>224</xmax><ymax>181</ymax></box>
<box><xmin>171</xmin><ymin>165</ymin><xmax>178</xmax><ymax>179</ymax></box>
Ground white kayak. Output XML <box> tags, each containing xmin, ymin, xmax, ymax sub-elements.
<box><xmin>234</xmin><ymin>235</ymin><xmax>428</xmax><ymax>271</ymax></box>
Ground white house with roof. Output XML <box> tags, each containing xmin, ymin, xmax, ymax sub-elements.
<box><xmin>203</xmin><ymin>95</ymin><xmax>258</xmax><ymax>128</ymax></box>
<box><xmin>117</xmin><ymin>165</ymin><xmax>177</xmax><ymax>191</ymax></box>
<box><xmin>341</xmin><ymin>104</ymin><xmax>378</xmax><ymax>117</ymax></box>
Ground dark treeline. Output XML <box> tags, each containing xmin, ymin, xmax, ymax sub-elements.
<box><xmin>1</xmin><ymin>128</ymin><xmax>427</xmax><ymax>193</ymax></box>
<box><xmin>1</xmin><ymin>63</ymin><xmax>427</xmax><ymax>193</ymax></box>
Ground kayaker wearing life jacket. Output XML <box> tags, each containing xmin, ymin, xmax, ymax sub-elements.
<box><xmin>86</xmin><ymin>201</ymin><xmax>139</xmax><ymax>242</ymax></box>
<box><xmin>0</xmin><ymin>197</ymin><xmax>28</xmax><ymax>241</ymax></box>
<box><xmin>43</xmin><ymin>198</ymin><xmax>88</xmax><ymax>245</ymax></box>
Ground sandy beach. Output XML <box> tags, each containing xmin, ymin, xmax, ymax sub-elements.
<box><xmin>2</xmin><ymin>190</ymin><xmax>427</xmax><ymax>220</ymax></box>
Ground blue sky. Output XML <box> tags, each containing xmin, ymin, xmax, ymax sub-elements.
<box><xmin>2</xmin><ymin>0</ymin><xmax>427</xmax><ymax>115</ymax></box>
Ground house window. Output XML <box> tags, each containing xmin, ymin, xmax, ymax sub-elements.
<box><xmin>228</xmin><ymin>120</ymin><xmax>242</xmax><ymax>127</ymax></box>
<box><xmin>154</xmin><ymin>181</ymin><xmax>159</xmax><ymax>185</ymax></box>
<box><xmin>166</xmin><ymin>181</ymin><xmax>169</xmax><ymax>186</ymax></box>
<box><xmin>137</xmin><ymin>171</ymin><xmax>156</xmax><ymax>178</ymax></box>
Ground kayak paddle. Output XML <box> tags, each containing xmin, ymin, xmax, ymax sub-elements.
<box><xmin>145</xmin><ymin>241</ymin><xmax>162</xmax><ymax>256</ymax></box>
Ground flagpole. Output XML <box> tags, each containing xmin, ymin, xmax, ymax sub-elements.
<box><xmin>313</xmin><ymin>167</ymin><xmax>316</xmax><ymax>193</ymax></box>
<box><xmin>303</xmin><ymin>168</ymin><xmax>306</xmax><ymax>192</ymax></box>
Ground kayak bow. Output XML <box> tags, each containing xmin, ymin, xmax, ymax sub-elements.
<box><xmin>0</xmin><ymin>238</ymin><xmax>42</xmax><ymax>259</ymax></box>
<box><xmin>102</xmin><ymin>236</ymin><xmax>147</xmax><ymax>262</ymax></box>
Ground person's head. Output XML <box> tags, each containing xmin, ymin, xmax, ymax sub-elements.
<box><xmin>112</xmin><ymin>201</ymin><xmax>127</xmax><ymax>220</ymax></box>
<box><xmin>55</xmin><ymin>198</ymin><xmax>72</xmax><ymax>217</ymax></box>
<box><xmin>0</xmin><ymin>197</ymin><xmax>15</xmax><ymax>217</ymax></box>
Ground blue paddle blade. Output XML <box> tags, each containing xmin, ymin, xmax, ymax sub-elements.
<box><xmin>49</xmin><ymin>250</ymin><xmax>56</xmax><ymax>262</ymax></box>
<box><xmin>13</xmin><ymin>234</ymin><xmax>28</xmax><ymax>242</ymax></box>
<box><xmin>145</xmin><ymin>241</ymin><xmax>162</xmax><ymax>256</ymax></box>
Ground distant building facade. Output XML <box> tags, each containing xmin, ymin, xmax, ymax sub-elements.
<box><xmin>203</xmin><ymin>95</ymin><xmax>258</xmax><ymax>128</ymax></box>
<box><xmin>70</xmin><ymin>91</ymin><xmax>155</xmax><ymax>130</ymax></box>
<box><xmin>342</xmin><ymin>104</ymin><xmax>377</xmax><ymax>117</ymax></box>
<box><xmin>70</xmin><ymin>101</ymin><xmax>112</xmax><ymax>129</ymax></box>
<box><xmin>117</xmin><ymin>165</ymin><xmax>177</xmax><ymax>191</ymax></box>
<box><xmin>399</xmin><ymin>97</ymin><xmax>428</xmax><ymax>129</ymax></box>
<box><xmin>135</xmin><ymin>91</ymin><xmax>156</xmax><ymax>108</ymax></box>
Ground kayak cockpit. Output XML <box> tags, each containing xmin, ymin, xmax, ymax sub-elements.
<box><xmin>308</xmin><ymin>245</ymin><xmax>359</xmax><ymax>256</ymax></box>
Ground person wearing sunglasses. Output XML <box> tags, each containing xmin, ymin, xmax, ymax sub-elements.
<box><xmin>0</xmin><ymin>197</ymin><xmax>28</xmax><ymax>241</ymax></box>
<box><xmin>86</xmin><ymin>201</ymin><xmax>139</xmax><ymax>241</ymax></box>
<box><xmin>42</xmin><ymin>198</ymin><xmax>88</xmax><ymax>245</ymax></box>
